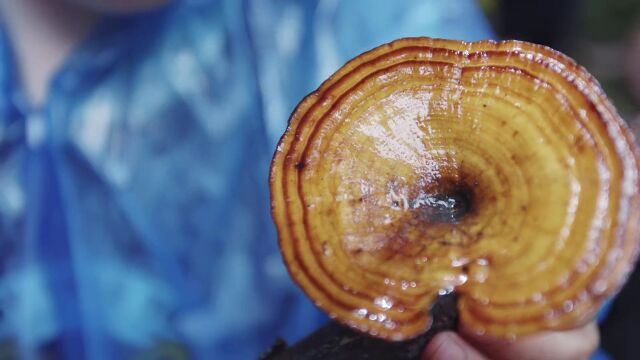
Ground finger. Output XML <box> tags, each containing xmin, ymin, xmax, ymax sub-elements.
<box><xmin>423</xmin><ymin>331</ymin><xmax>488</xmax><ymax>360</ymax></box>
<box><xmin>461</xmin><ymin>322</ymin><xmax>599</xmax><ymax>360</ymax></box>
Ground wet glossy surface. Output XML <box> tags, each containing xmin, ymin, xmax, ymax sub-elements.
<box><xmin>270</xmin><ymin>37</ymin><xmax>640</xmax><ymax>341</ymax></box>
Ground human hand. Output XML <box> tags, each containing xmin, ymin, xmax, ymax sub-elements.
<box><xmin>423</xmin><ymin>322</ymin><xmax>599</xmax><ymax>360</ymax></box>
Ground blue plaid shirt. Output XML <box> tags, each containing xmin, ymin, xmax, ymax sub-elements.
<box><xmin>0</xmin><ymin>1</ymin><xmax>492</xmax><ymax>358</ymax></box>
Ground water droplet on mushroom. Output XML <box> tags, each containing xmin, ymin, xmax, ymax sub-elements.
<box><xmin>456</xmin><ymin>273</ymin><xmax>469</xmax><ymax>285</ymax></box>
<box><xmin>591</xmin><ymin>280</ymin><xmax>606</xmax><ymax>295</ymax></box>
<box><xmin>374</xmin><ymin>296</ymin><xmax>394</xmax><ymax>310</ymax></box>
<box><xmin>322</xmin><ymin>242</ymin><xmax>332</xmax><ymax>257</ymax></box>
<box><xmin>472</xmin><ymin>265</ymin><xmax>489</xmax><ymax>283</ymax></box>
<box><xmin>438</xmin><ymin>285</ymin><xmax>455</xmax><ymax>296</ymax></box>
<box><xmin>384</xmin><ymin>320</ymin><xmax>396</xmax><ymax>329</ymax></box>
<box><xmin>383</xmin><ymin>278</ymin><xmax>396</xmax><ymax>286</ymax></box>
<box><xmin>451</xmin><ymin>257</ymin><xmax>469</xmax><ymax>267</ymax></box>
<box><xmin>531</xmin><ymin>292</ymin><xmax>543</xmax><ymax>302</ymax></box>
<box><xmin>563</xmin><ymin>300</ymin><xmax>574</xmax><ymax>313</ymax></box>
<box><xmin>354</xmin><ymin>308</ymin><xmax>368</xmax><ymax>319</ymax></box>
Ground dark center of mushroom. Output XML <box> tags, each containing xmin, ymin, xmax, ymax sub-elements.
<box><xmin>417</xmin><ymin>180</ymin><xmax>474</xmax><ymax>224</ymax></box>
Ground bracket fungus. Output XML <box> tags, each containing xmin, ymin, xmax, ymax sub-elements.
<box><xmin>270</xmin><ymin>37</ymin><xmax>640</xmax><ymax>341</ymax></box>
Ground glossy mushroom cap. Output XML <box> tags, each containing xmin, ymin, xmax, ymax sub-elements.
<box><xmin>270</xmin><ymin>37</ymin><xmax>640</xmax><ymax>341</ymax></box>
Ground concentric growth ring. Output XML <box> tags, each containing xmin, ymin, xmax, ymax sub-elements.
<box><xmin>270</xmin><ymin>37</ymin><xmax>640</xmax><ymax>341</ymax></box>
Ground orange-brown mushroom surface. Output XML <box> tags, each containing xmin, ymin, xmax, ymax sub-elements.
<box><xmin>270</xmin><ymin>37</ymin><xmax>640</xmax><ymax>341</ymax></box>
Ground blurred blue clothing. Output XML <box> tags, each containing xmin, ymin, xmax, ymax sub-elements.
<box><xmin>0</xmin><ymin>0</ymin><xmax>492</xmax><ymax>359</ymax></box>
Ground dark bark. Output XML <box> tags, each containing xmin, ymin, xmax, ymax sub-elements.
<box><xmin>261</xmin><ymin>293</ymin><xmax>458</xmax><ymax>360</ymax></box>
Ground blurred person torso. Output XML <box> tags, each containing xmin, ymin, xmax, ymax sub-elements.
<box><xmin>0</xmin><ymin>0</ymin><xmax>492</xmax><ymax>358</ymax></box>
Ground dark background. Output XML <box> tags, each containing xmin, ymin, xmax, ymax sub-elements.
<box><xmin>481</xmin><ymin>1</ymin><xmax>640</xmax><ymax>359</ymax></box>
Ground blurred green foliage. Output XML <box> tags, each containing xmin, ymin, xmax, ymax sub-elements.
<box><xmin>581</xmin><ymin>0</ymin><xmax>640</xmax><ymax>40</ymax></box>
<box><xmin>478</xmin><ymin>0</ymin><xmax>640</xmax><ymax>116</ymax></box>
<box><xmin>478</xmin><ymin>0</ymin><xmax>498</xmax><ymax>16</ymax></box>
